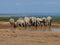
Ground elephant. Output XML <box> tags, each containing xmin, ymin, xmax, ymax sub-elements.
<box><xmin>36</xmin><ymin>18</ymin><xmax>41</xmax><ymax>26</ymax></box>
<box><xmin>9</xmin><ymin>18</ymin><xmax>17</xmax><ymax>28</ymax></box>
<box><xmin>16</xmin><ymin>18</ymin><xmax>25</xmax><ymax>27</ymax></box>
<box><xmin>42</xmin><ymin>17</ymin><xmax>47</xmax><ymax>26</ymax></box>
<box><xmin>24</xmin><ymin>17</ymin><xmax>31</xmax><ymax>26</ymax></box>
<box><xmin>36</xmin><ymin>17</ymin><xmax>47</xmax><ymax>26</ymax></box>
<box><xmin>47</xmin><ymin>16</ymin><xmax>52</xmax><ymax>26</ymax></box>
<box><xmin>30</xmin><ymin>17</ymin><xmax>37</xmax><ymax>26</ymax></box>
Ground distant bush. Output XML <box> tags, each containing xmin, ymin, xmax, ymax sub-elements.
<box><xmin>0</xmin><ymin>17</ymin><xmax>18</xmax><ymax>22</ymax></box>
<box><xmin>52</xmin><ymin>18</ymin><xmax>60</xmax><ymax>24</ymax></box>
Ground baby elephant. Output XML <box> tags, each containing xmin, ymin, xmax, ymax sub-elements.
<box><xmin>9</xmin><ymin>18</ymin><xmax>17</xmax><ymax>29</ymax></box>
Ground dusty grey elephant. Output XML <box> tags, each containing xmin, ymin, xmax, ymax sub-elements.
<box><xmin>36</xmin><ymin>17</ymin><xmax>47</xmax><ymax>26</ymax></box>
<box><xmin>9</xmin><ymin>18</ymin><xmax>17</xmax><ymax>28</ymax></box>
<box><xmin>16</xmin><ymin>18</ymin><xmax>25</xmax><ymax>27</ymax></box>
<box><xmin>36</xmin><ymin>18</ymin><xmax>41</xmax><ymax>26</ymax></box>
<box><xmin>24</xmin><ymin>17</ymin><xmax>31</xmax><ymax>26</ymax></box>
<box><xmin>42</xmin><ymin>17</ymin><xmax>47</xmax><ymax>26</ymax></box>
<box><xmin>30</xmin><ymin>17</ymin><xmax>37</xmax><ymax>26</ymax></box>
<box><xmin>47</xmin><ymin>16</ymin><xmax>52</xmax><ymax>26</ymax></box>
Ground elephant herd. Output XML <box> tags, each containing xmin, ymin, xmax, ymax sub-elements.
<box><xmin>9</xmin><ymin>16</ymin><xmax>52</xmax><ymax>28</ymax></box>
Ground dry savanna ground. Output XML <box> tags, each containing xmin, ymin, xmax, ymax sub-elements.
<box><xmin>0</xmin><ymin>22</ymin><xmax>60</xmax><ymax>45</ymax></box>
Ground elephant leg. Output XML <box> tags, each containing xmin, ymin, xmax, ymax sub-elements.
<box><xmin>40</xmin><ymin>23</ymin><xmax>42</xmax><ymax>27</ymax></box>
<box><xmin>33</xmin><ymin>22</ymin><xmax>36</xmax><ymax>26</ymax></box>
<box><xmin>37</xmin><ymin>23</ymin><xmax>38</xmax><ymax>26</ymax></box>
<box><xmin>22</xmin><ymin>23</ymin><xmax>24</xmax><ymax>27</ymax></box>
<box><xmin>37</xmin><ymin>22</ymin><xmax>40</xmax><ymax>26</ymax></box>
<box><xmin>50</xmin><ymin>20</ymin><xmax>52</xmax><ymax>26</ymax></box>
<box><xmin>19</xmin><ymin>24</ymin><xmax>21</xmax><ymax>26</ymax></box>
<box><xmin>36</xmin><ymin>21</ymin><xmax>38</xmax><ymax>27</ymax></box>
<box><xmin>25</xmin><ymin>22</ymin><xmax>27</xmax><ymax>27</ymax></box>
<box><xmin>34</xmin><ymin>22</ymin><xmax>37</xmax><ymax>26</ymax></box>
<box><xmin>21</xmin><ymin>23</ymin><xmax>23</xmax><ymax>27</ymax></box>
<box><xmin>28</xmin><ymin>23</ymin><xmax>31</xmax><ymax>27</ymax></box>
<box><xmin>14</xmin><ymin>23</ymin><xmax>17</xmax><ymax>28</ymax></box>
<box><xmin>27</xmin><ymin>23</ymin><xmax>29</xmax><ymax>26</ymax></box>
<box><xmin>44</xmin><ymin>22</ymin><xmax>46</xmax><ymax>26</ymax></box>
<box><xmin>32</xmin><ymin>22</ymin><xmax>33</xmax><ymax>26</ymax></box>
<box><xmin>36</xmin><ymin>22</ymin><xmax>37</xmax><ymax>27</ymax></box>
<box><xmin>32</xmin><ymin>22</ymin><xmax>34</xmax><ymax>26</ymax></box>
<box><xmin>43</xmin><ymin>21</ymin><xmax>45</xmax><ymax>26</ymax></box>
<box><xmin>24</xmin><ymin>23</ymin><xmax>25</xmax><ymax>27</ymax></box>
<box><xmin>47</xmin><ymin>21</ymin><xmax>51</xmax><ymax>27</ymax></box>
<box><xmin>26</xmin><ymin>23</ymin><xmax>28</xmax><ymax>26</ymax></box>
<box><xmin>49</xmin><ymin>22</ymin><xmax>51</xmax><ymax>27</ymax></box>
<box><xmin>40</xmin><ymin>22</ymin><xmax>41</xmax><ymax>26</ymax></box>
<box><xmin>30</xmin><ymin>19</ymin><xmax>32</xmax><ymax>26</ymax></box>
<box><xmin>39</xmin><ymin>23</ymin><xmax>40</xmax><ymax>26</ymax></box>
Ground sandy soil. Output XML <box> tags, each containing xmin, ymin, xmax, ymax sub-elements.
<box><xmin>0</xmin><ymin>22</ymin><xmax>60</xmax><ymax>45</ymax></box>
<box><xmin>52</xmin><ymin>24</ymin><xmax>60</xmax><ymax>28</ymax></box>
<box><xmin>0</xmin><ymin>30</ymin><xmax>60</xmax><ymax>45</ymax></box>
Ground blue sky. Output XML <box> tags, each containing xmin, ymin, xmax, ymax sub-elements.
<box><xmin>0</xmin><ymin>0</ymin><xmax>60</xmax><ymax>14</ymax></box>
